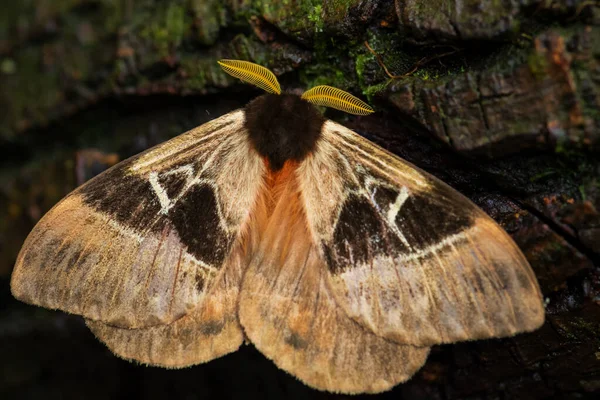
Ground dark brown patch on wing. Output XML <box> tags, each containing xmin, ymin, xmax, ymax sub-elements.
<box><xmin>200</xmin><ymin>320</ymin><xmax>225</xmax><ymax>336</ymax></box>
<box><xmin>195</xmin><ymin>273</ymin><xmax>206</xmax><ymax>293</ymax></box>
<box><xmin>395</xmin><ymin>191</ymin><xmax>474</xmax><ymax>249</ymax></box>
<box><xmin>285</xmin><ymin>332</ymin><xmax>308</xmax><ymax>350</ymax></box>
<box><xmin>159</xmin><ymin>172</ymin><xmax>189</xmax><ymax>200</ymax></box>
<box><xmin>167</xmin><ymin>184</ymin><xmax>232</xmax><ymax>264</ymax></box>
<box><xmin>370</xmin><ymin>185</ymin><xmax>398</xmax><ymax>210</ymax></box>
<box><xmin>80</xmin><ymin>164</ymin><xmax>233</xmax><ymax>266</ymax></box>
<box><xmin>326</xmin><ymin>194</ymin><xmax>407</xmax><ymax>274</ymax></box>
<box><xmin>80</xmin><ymin>166</ymin><xmax>162</xmax><ymax>231</ymax></box>
<box><xmin>326</xmin><ymin>187</ymin><xmax>474</xmax><ymax>275</ymax></box>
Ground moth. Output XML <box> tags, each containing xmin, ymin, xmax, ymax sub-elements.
<box><xmin>11</xmin><ymin>60</ymin><xmax>545</xmax><ymax>394</ymax></box>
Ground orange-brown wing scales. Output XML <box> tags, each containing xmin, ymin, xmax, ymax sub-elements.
<box><xmin>239</xmin><ymin>166</ymin><xmax>429</xmax><ymax>394</ymax></box>
<box><xmin>301</xmin><ymin>122</ymin><xmax>544</xmax><ymax>347</ymax></box>
<box><xmin>11</xmin><ymin>194</ymin><xmax>216</xmax><ymax>328</ymax></box>
<box><xmin>86</xmin><ymin>244</ymin><xmax>246</xmax><ymax>367</ymax></box>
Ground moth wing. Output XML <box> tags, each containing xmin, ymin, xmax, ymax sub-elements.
<box><xmin>297</xmin><ymin>121</ymin><xmax>544</xmax><ymax>346</ymax></box>
<box><xmin>11</xmin><ymin>110</ymin><xmax>265</xmax><ymax>330</ymax></box>
<box><xmin>238</xmin><ymin>165</ymin><xmax>429</xmax><ymax>394</ymax></box>
<box><xmin>86</xmin><ymin>243</ymin><xmax>247</xmax><ymax>367</ymax></box>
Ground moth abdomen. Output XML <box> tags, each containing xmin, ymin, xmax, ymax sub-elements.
<box><xmin>244</xmin><ymin>94</ymin><xmax>325</xmax><ymax>171</ymax></box>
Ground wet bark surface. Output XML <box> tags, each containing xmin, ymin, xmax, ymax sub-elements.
<box><xmin>1</xmin><ymin>1</ymin><xmax>599</xmax><ymax>399</ymax></box>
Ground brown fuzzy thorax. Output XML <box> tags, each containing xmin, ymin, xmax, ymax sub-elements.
<box><xmin>244</xmin><ymin>94</ymin><xmax>325</xmax><ymax>171</ymax></box>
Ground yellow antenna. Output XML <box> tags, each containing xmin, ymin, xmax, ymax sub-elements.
<box><xmin>218</xmin><ymin>60</ymin><xmax>281</xmax><ymax>95</ymax></box>
<box><xmin>301</xmin><ymin>85</ymin><xmax>374</xmax><ymax>115</ymax></box>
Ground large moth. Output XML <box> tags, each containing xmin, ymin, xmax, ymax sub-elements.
<box><xmin>11</xmin><ymin>60</ymin><xmax>545</xmax><ymax>394</ymax></box>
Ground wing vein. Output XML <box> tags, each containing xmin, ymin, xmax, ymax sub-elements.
<box><xmin>169</xmin><ymin>247</ymin><xmax>184</xmax><ymax>314</ymax></box>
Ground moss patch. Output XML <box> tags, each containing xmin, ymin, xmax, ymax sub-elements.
<box><xmin>139</xmin><ymin>2</ymin><xmax>191</xmax><ymax>58</ymax></box>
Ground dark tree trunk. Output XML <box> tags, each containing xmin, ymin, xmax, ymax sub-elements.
<box><xmin>1</xmin><ymin>1</ymin><xmax>599</xmax><ymax>399</ymax></box>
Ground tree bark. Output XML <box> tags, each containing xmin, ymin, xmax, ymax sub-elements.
<box><xmin>0</xmin><ymin>1</ymin><xmax>599</xmax><ymax>399</ymax></box>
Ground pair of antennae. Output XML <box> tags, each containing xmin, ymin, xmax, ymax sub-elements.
<box><xmin>217</xmin><ymin>60</ymin><xmax>374</xmax><ymax>116</ymax></box>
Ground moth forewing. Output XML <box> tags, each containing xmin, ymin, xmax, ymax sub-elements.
<box><xmin>10</xmin><ymin>111</ymin><xmax>265</xmax><ymax>334</ymax></box>
<box><xmin>303</xmin><ymin>123</ymin><xmax>545</xmax><ymax>347</ymax></box>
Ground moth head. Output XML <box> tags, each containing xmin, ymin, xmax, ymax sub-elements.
<box><xmin>218</xmin><ymin>59</ymin><xmax>374</xmax><ymax>116</ymax></box>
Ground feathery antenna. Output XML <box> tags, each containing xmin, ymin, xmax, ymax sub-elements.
<box><xmin>302</xmin><ymin>85</ymin><xmax>374</xmax><ymax>115</ymax></box>
<box><xmin>218</xmin><ymin>60</ymin><xmax>281</xmax><ymax>95</ymax></box>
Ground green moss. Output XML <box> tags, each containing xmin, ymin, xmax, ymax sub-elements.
<box><xmin>352</xmin><ymin>28</ymin><xmax>467</xmax><ymax>96</ymax></box>
<box><xmin>308</xmin><ymin>4</ymin><xmax>324</xmax><ymax>33</ymax></box>
<box><xmin>300</xmin><ymin>63</ymin><xmax>352</xmax><ymax>91</ymax></box>
<box><xmin>578</xmin><ymin>184</ymin><xmax>587</xmax><ymax>201</ymax></box>
<box><xmin>190</xmin><ymin>0</ymin><xmax>226</xmax><ymax>45</ymax></box>
<box><xmin>530</xmin><ymin>169</ymin><xmax>559</xmax><ymax>182</ymax></box>
<box><xmin>362</xmin><ymin>81</ymin><xmax>388</xmax><ymax>103</ymax></box>
<box><xmin>527</xmin><ymin>52</ymin><xmax>548</xmax><ymax>80</ymax></box>
<box><xmin>413</xmin><ymin>69</ymin><xmax>429</xmax><ymax>80</ymax></box>
<box><xmin>354</xmin><ymin>53</ymin><xmax>370</xmax><ymax>88</ymax></box>
<box><xmin>0</xmin><ymin>47</ymin><xmax>62</xmax><ymax>137</ymax></box>
<box><xmin>229</xmin><ymin>34</ymin><xmax>271</xmax><ymax>66</ymax></box>
<box><xmin>166</xmin><ymin>4</ymin><xmax>187</xmax><ymax>42</ymax></box>
<box><xmin>0</xmin><ymin>0</ymin><xmax>82</xmax><ymax>42</ymax></box>
<box><xmin>253</xmin><ymin>0</ymin><xmax>316</xmax><ymax>35</ymax></box>
<box><xmin>1</xmin><ymin>58</ymin><xmax>16</xmax><ymax>75</ymax></box>
<box><xmin>102</xmin><ymin>0</ymin><xmax>126</xmax><ymax>33</ymax></box>
<box><xmin>180</xmin><ymin>56</ymin><xmax>221</xmax><ymax>91</ymax></box>
<box><xmin>570</xmin><ymin>316</ymin><xmax>600</xmax><ymax>337</ymax></box>
<box><xmin>322</xmin><ymin>0</ymin><xmax>359</xmax><ymax>26</ymax></box>
<box><xmin>249</xmin><ymin>0</ymin><xmax>362</xmax><ymax>39</ymax></box>
<box><xmin>410</xmin><ymin>0</ymin><xmax>448</xmax><ymax>17</ymax></box>
<box><xmin>0</xmin><ymin>0</ymin><xmax>130</xmax><ymax>138</ymax></box>
<box><xmin>140</xmin><ymin>2</ymin><xmax>191</xmax><ymax>58</ymax></box>
<box><xmin>228</xmin><ymin>0</ymin><xmax>372</xmax><ymax>97</ymax></box>
<box><xmin>179</xmin><ymin>33</ymin><xmax>276</xmax><ymax>92</ymax></box>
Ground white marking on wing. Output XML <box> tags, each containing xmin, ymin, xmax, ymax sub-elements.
<box><xmin>149</xmin><ymin>172</ymin><xmax>170</xmax><ymax>213</ymax></box>
<box><xmin>397</xmin><ymin>230</ymin><xmax>469</xmax><ymax>262</ymax></box>
<box><xmin>338</xmin><ymin>229</ymin><xmax>471</xmax><ymax>289</ymax></box>
<box><xmin>365</xmin><ymin>182</ymin><xmax>412</xmax><ymax>250</ymax></box>
<box><xmin>183</xmin><ymin>252</ymin><xmax>219</xmax><ymax>274</ymax></box>
<box><xmin>149</xmin><ymin>164</ymin><xmax>195</xmax><ymax>214</ymax></box>
<box><xmin>384</xmin><ymin>186</ymin><xmax>412</xmax><ymax>249</ymax></box>
<box><xmin>386</xmin><ymin>186</ymin><xmax>410</xmax><ymax>227</ymax></box>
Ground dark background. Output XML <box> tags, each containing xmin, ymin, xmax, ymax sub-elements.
<box><xmin>1</xmin><ymin>1</ymin><xmax>599</xmax><ymax>399</ymax></box>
